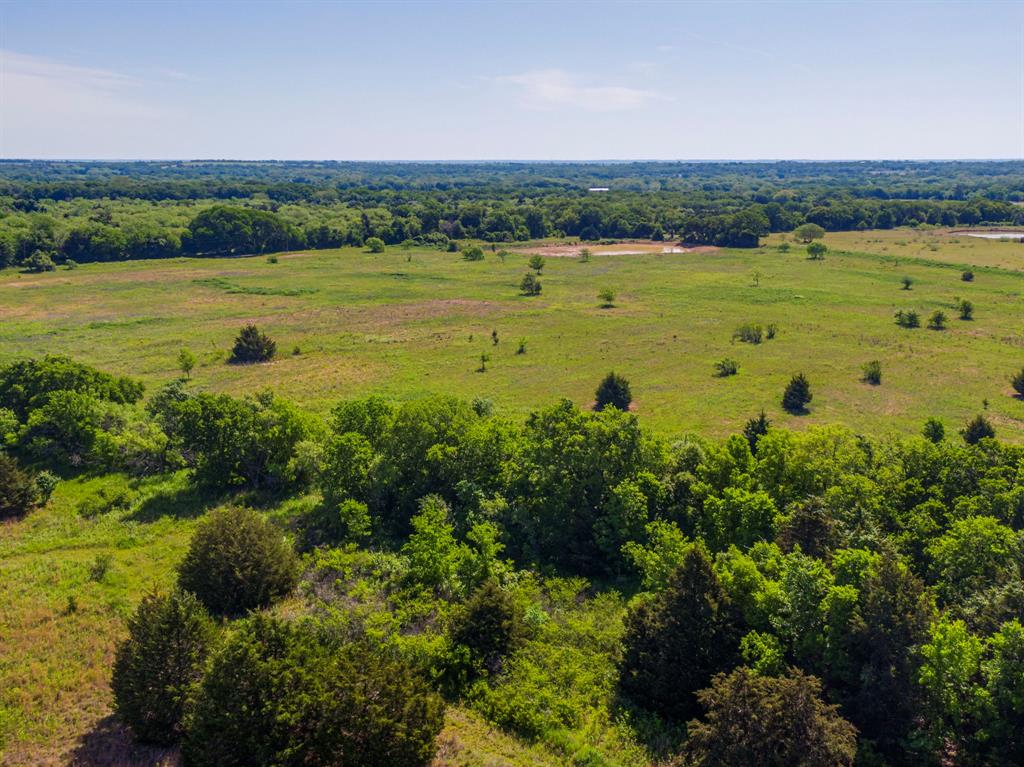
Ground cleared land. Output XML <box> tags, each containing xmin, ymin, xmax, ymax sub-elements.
<box><xmin>2</xmin><ymin>228</ymin><xmax>1024</xmax><ymax>440</ymax></box>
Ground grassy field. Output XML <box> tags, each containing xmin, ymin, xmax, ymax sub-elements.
<box><xmin>2</xmin><ymin>227</ymin><xmax>1024</xmax><ymax>440</ymax></box>
<box><xmin>3</xmin><ymin>226</ymin><xmax>1024</xmax><ymax>765</ymax></box>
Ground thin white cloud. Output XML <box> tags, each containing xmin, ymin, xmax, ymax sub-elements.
<box><xmin>495</xmin><ymin>69</ymin><xmax>666</xmax><ymax>113</ymax></box>
<box><xmin>0</xmin><ymin>50</ymin><xmax>179</xmax><ymax>157</ymax></box>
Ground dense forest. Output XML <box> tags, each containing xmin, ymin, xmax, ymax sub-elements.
<box><xmin>3</xmin><ymin>353</ymin><xmax>1023</xmax><ymax>765</ymax></box>
<box><xmin>2</xmin><ymin>160</ymin><xmax>1024</xmax><ymax>266</ymax></box>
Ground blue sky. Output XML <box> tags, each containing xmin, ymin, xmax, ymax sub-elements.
<box><xmin>1</xmin><ymin>0</ymin><xmax>1021</xmax><ymax>160</ymax></box>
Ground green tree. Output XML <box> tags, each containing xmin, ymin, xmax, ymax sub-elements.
<box><xmin>598</xmin><ymin>287</ymin><xmax>616</xmax><ymax>307</ymax></box>
<box><xmin>595</xmin><ymin>371</ymin><xmax>632</xmax><ymax>411</ymax></box>
<box><xmin>402</xmin><ymin>494</ymin><xmax>467</xmax><ymax>596</ymax></box>
<box><xmin>686</xmin><ymin>668</ymin><xmax>857</xmax><ymax>767</ymax></box>
<box><xmin>183</xmin><ymin>614</ymin><xmax>445</xmax><ymax>767</ymax></box>
<box><xmin>982</xmin><ymin>620</ymin><xmax>1024</xmax><ymax>764</ymax></box>
<box><xmin>961</xmin><ymin>414</ymin><xmax>995</xmax><ymax>444</ymax></box>
<box><xmin>861</xmin><ymin>360</ymin><xmax>881</xmax><ymax>385</ymax></box>
<box><xmin>24</xmin><ymin>249</ymin><xmax>56</xmax><ymax>272</ymax></box>
<box><xmin>177</xmin><ymin>506</ymin><xmax>300</xmax><ymax>616</ymax></box>
<box><xmin>449</xmin><ymin>579</ymin><xmax>524</xmax><ymax>677</ymax></box>
<box><xmin>917</xmin><ymin>616</ymin><xmax>985</xmax><ymax>756</ymax></box>
<box><xmin>619</xmin><ymin>545</ymin><xmax>741</xmax><ymax>722</ymax></box>
<box><xmin>365</xmin><ymin>236</ymin><xmax>385</xmax><ymax>253</ymax></box>
<box><xmin>177</xmin><ymin>348</ymin><xmax>196</xmax><ymax>379</ymax></box>
<box><xmin>901</xmin><ymin>275</ymin><xmax>913</xmax><ymax>290</ymax></box>
<box><xmin>782</xmin><ymin>373</ymin><xmax>812</xmax><ymax>414</ymax></box>
<box><xmin>923</xmin><ymin>417</ymin><xmax>945</xmax><ymax>443</ymax></box>
<box><xmin>806</xmin><ymin>241</ymin><xmax>827</xmax><ymax>260</ymax></box>
<box><xmin>0</xmin><ymin>451</ymin><xmax>39</xmax><ymax>519</ymax></box>
<box><xmin>111</xmin><ymin>590</ymin><xmax>217</xmax><ymax>744</ymax></box>
<box><xmin>793</xmin><ymin>223</ymin><xmax>826</xmax><ymax>243</ymax></box>
<box><xmin>461</xmin><ymin>244</ymin><xmax>484</xmax><ymax>261</ymax></box>
<box><xmin>229</xmin><ymin>324</ymin><xmax>276</xmax><ymax>364</ymax></box>
<box><xmin>528</xmin><ymin>254</ymin><xmax>545</xmax><ymax>273</ymax></box>
<box><xmin>743</xmin><ymin>410</ymin><xmax>771</xmax><ymax>454</ymax></box>
<box><xmin>519</xmin><ymin>272</ymin><xmax>541</xmax><ymax>296</ymax></box>
<box><xmin>928</xmin><ymin>516</ymin><xmax>1020</xmax><ymax>606</ymax></box>
<box><xmin>928</xmin><ymin>310</ymin><xmax>947</xmax><ymax>330</ymax></box>
<box><xmin>958</xmin><ymin>299</ymin><xmax>973</xmax><ymax>320</ymax></box>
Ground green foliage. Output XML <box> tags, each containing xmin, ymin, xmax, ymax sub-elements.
<box><xmin>917</xmin><ymin>616</ymin><xmax>985</xmax><ymax>752</ymax></box>
<box><xmin>806</xmin><ymin>241</ymin><xmax>827</xmax><ymax>260</ymax></box>
<box><xmin>0</xmin><ymin>355</ymin><xmax>143</xmax><ymax>420</ymax></box>
<box><xmin>961</xmin><ymin>413</ymin><xmax>995</xmax><ymax>444</ymax></box>
<box><xmin>923</xmin><ymin>417</ymin><xmax>945</xmax><ymax>442</ymax></box>
<box><xmin>686</xmin><ymin>668</ymin><xmax>857</xmax><ymax>767</ymax></box>
<box><xmin>594</xmin><ymin>371</ymin><xmax>631</xmax><ymax>411</ymax></box>
<box><xmin>714</xmin><ymin>358</ymin><xmax>738</xmax><ymax>377</ymax></box>
<box><xmin>894</xmin><ymin>309</ymin><xmax>920</xmax><ymax>328</ymax></box>
<box><xmin>229</xmin><ymin>324</ymin><xmax>276</xmax><ymax>364</ymax></box>
<box><xmin>622</xmin><ymin>520</ymin><xmax>691</xmax><ymax>591</ymax></box>
<box><xmin>861</xmin><ymin>360</ymin><xmax>882</xmax><ymax>385</ymax></box>
<box><xmin>183</xmin><ymin>614</ymin><xmax>445</xmax><ymax>767</ymax></box>
<box><xmin>743</xmin><ymin>410</ymin><xmax>771</xmax><ymax>454</ymax></box>
<box><xmin>901</xmin><ymin>275</ymin><xmax>913</xmax><ymax>290</ymax></box>
<box><xmin>1011</xmin><ymin>367</ymin><xmax>1024</xmax><ymax>397</ymax></box>
<box><xmin>958</xmin><ymin>298</ymin><xmax>973</xmax><ymax>319</ymax></box>
<box><xmin>961</xmin><ymin>270</ymin><xmax>974</xmax><ymax>282</ymax></box>
<box><xmin>528</xmin><ymin>254</ymin><xmax>545</xmax><ymax>273</ymax></box>
<box><xmin>928</xmin><ymin>516</ymin><xmax>1020</xmax><ymax>606</ymax></box>
<box><xmin>739</xmin><ymin>631</ymin><xmax>785</xmax><ymax>676</ymax></box>
<box><xmin>111</xmin><ymin>590</ymin><xmax>217</xmax><ymax>744</ymax></box>
<box><xmin>782</xmin><ymin>373</ymin><xmax>812</xmax><ymax>414</ymax></box>
<box><xmin>461</xmin><ymin>245</ymin><xmax>484</xmax><ymax>261</ymax></box>
<box><xmin>402</xmin><ymin>495</ymin><xmax>466</xmax><ymax>596</ymax></box>
<box><xmin>519</xmin><ymin>272</ymin><xmax>541</xmax><ymax>295</ymax></box>
<box><xmin>365</xmin><ymin>236</ymin><xmax>386</xmax><ymax>253</ymax></box>
<box><xmin>597</xmin><ymin>287</ymin><xmax>616</xmax><ymax>307</ymax></box>
<box><xmin>794</xmin><ymin>223</ymin><xmax>826</xmax><ymax>243</ymax></box>
<box><xmin>732</xmin><ymin>323</ymin><xmax>763</xmax><ymax>344</ymax></box>
<box><xmin>24</xmin><ymin>249</ymin><xmax>56</xmax><ymax>272</ymax></box>
<box><xmin>177</xmin><ymin>348</ymin><xmax>196</xmax><ymax>379</ymax></box>
<box><xmin>0</xmin><ymin>451</ymin><xmax>39</xmax><ymax>519</ymax></box>
<box><xmin>177</xmin><ymin>506</ymin><xmax>300</xmax><ymax>616</ymax></box>
<box><xmin>619</xmin><ymin>545</ymin><xmax>741</xmax><ymax>722</ymax></box>
<box><xmin>449</xmin><ymin>579</ymin><xmax>525</xmax><ymax>678</ymax></box>
<box><xmin>928</xmin><ymin>310</ymin><xmax>947</xmax><ymax>330</ymax></box>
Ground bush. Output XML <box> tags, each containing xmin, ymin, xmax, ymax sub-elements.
<box><xmin>0</xmin><ymin>452</ymin><xmax>39</xmax><ymax>520</ymax></box>
<box><xmin>806</xmin><ymin>241</ymin><xmax>827</xmax><ymax>260</ymax></box>
<box><xmin>598</xmin><ymin>287</ymin><xmax>616</xmax><ymax>307</ymax></box>
<box><xmin>461</xmin><ymin>245</ymin><xmax>484</xmax><ymax>261</ymax></box>
<box><xmin>961</xmin><ymin>270</ymin><xmax>974</xmax><ymax>282</ymax></box>
<box><xmin>743</xmin><ymin>410</ymin><xmax>771</xmax><ymax>454</ymax></box>
<box><xmin>111</xmin><ymin>590</ymin><xmax>217</xmax><ymax>744</ymax></box>
<box><xmin>962</xmin><ymin>414</ymin><xmax>995</xmax><ymax>445</ymax></box>
<box><xmin>894</xmin><ymin>309</ymin><xmax>920</xmax><ymax>328</ymax></box>
<box><xmin>1013</xmin><ymin>368</ymin><xmax>1024</xmax><ymax>398</ymax></box>
<box><xmin>782</xmin><ymin>373</ymin><xmax>812</xmax><ymax>414</ymax></box>
<box><xmin>923</xmin><ymin>417</ymin><xmax>945</xmax><ymax>443</ymax></box>
<box><xmin>24</xmin><ymin>250</ymin><xmax>56</xmax><ymax>272</ymax></box>
<box><xmin>733</xmin><ymin>324</ymin><xmax>763</xmax><ymax>344</ymax></box>
<box><xmin>183</xmin><ymin>614</ymin><xmax>445</xmax><ymax>767</ymax></box>
<box><xmin>365</xmin><ymin>237</ymin><xmax>385</xmax><ymax>253</ymax></box>
<box><xmin>777</xmin><ymin>242</ymin><xmax>791</xmax><ymax>253</ymax></box>
<box><xmin>449</xmin><ymin>579</ymin><xmax>525</xmax><ymax>678</ymax></box>
<box><xmin>958</xmin><ymin>299</ymin><xmax>973</xmax><ymax>320</ymax></box>
<box><xmin>177</xmin><ymin>506</ymin><xmax>300</xmax><ymax>616</ymax></box>
<box><xmin>528</xmin><ymin>254</ymin><xmax>545</xmax><ymax>273</ymax></box>
<box><xmin>766</xmin><ymin>323</ymin><xmax>777</xmax><ymax>339</ymax></box>
<box><xmin>519</xmin><ymin>273</ymin><xmax>542</xmax><ymax>296</ymax></box>
<box><xmin>901</xmin><ymin>276</ymin><xmax>913</xmax><ymax>290</ymax></box>
<box><xmin>619</xmin><ymin>545</ymin><xmax>740</xmax><ymax>722</ymax></box>
<box><xmin>714</xmin><ymin>359</ymin><xmax>739</xmax><ymax>377</ymax></box>
<box><xmin>928</xmin><ymin>310</ymin><xmax>947</xmax><ymax>330</ymax></box>
<box><xmin>687</xmin><ymin>668</ymin><xmax>857</xmax><ymax>767</ymax></box>
<box><xmin>229</xmin><ymin>324</ymin><xmax>276</xmax><ymax>364</ymax></box>
<box><xmin>594</xmin><ymin>371</ymin><xmax>632</xmax><ymax>411</ymax></box>
<box><xmin>861</xmin><ymin>360</ymin><xmax>882</xmax><ymax>385</ymax></box>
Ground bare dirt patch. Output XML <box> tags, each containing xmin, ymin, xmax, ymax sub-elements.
<box><xmin>517</xmin><ymin>241</ymin><xmax>719</xmax><ymax>258</ymax></box>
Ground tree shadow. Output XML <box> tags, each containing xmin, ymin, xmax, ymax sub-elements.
<box><xmin>68</xmin><ymin>715</ymin><xmax>179</xmax><ymax>767</ymax></box>
<box><xmin>128</xmin><ymin>482</ymin><xmax>225</xmax><ymax>523</ymax></box>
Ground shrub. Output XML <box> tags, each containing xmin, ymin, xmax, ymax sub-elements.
<box><xmin>111</xmin><ymin>590</ymin><xmax>217</xmax><ymax>744</ymax></box>
<box><xmin>598</xmin><ymin>287</ymin><xmax>616</xmax><ymax>307</ymax></box>
<box><xmin>579</xmin><ymin>247</ymin><xmax>592</xmax><ymax>262</ymax></box>
<box><xmin>183</xmin><ymin>614</ymin><xmax>445</xmax><ymax>767</ymax></box>
<box><xmin>0</xmin><ymin>452</ymin><xmax>39</xmax><ymax>520</ymax></box>
<box><xmin>594</xmin><ymin>371</ymin><xmax>632</xmax><ymax>411</ymax></box>
<box><xmin>1013</xmin><ymin>368</ymin><xmax>1024</xmax><ymax>398</ymax></box>
<box><xmin>961</xmin><ymin>270</ymin><xmax>974</xmax><ymax>282</ymax></box>
<box><xmin>766</xmin><ymin>323</ymin><xmax>777</xmax><ymax>339</ymax></box>
<box><xmin>958</xmin><ymin>299</ymin><xmax>973</xmax><ymax>320</ymax></box>
<box><xmin>64</xmin><ymin>258</ymin><xmax>78</xmax><ymax>270</ymax></box>
<box><xmin>732</xmin><ymin>323</ymin><xmax>763</xmax><ymax>344</ymax></box>
<box><xmin>461</xmin><ymin>245</ymin><xmax>484</xmax><ymax>261</ymax></box>
<box><xmin>901</xmin><ymin>276</ymin><xmax>913</xmax><ymax>290</ymax></box>
<box><xmin>961</xmin><ymin>414</ymin><xmax>995</xmax><ymax>445</ymax></box>
<box><xmin>714</xmin><ymin>358</ymin><xmax>739</xmax><ymax>377</ymax></box>
<box><xmin>0</xmin><ymin>355</ymin><xmax>144</xmax><ymax>419</ymax></box>
<box><xmin>229</xmin><ymin>324</ymin><xmax>276</xmax><ymax>364</ymax></box>
<box><xmin>365</xmin><ymin>237</ymin><xmax>385</xmax><ymax>253</ymax></box>
<box><xmin>24</xmin><ymin>250</ymin><xmax>56</xmax><ymax>272</ymax></box>
<box><xmin>778</xmin><ymin>242</ymin><xmax>791</xmax><ymax>252</ymax></box>
<box><xmin>806</xmin><ymin>241</ymin><xmax>827</xmax><ymax>260</ymax></box>
<box><xmin>928</xmin><ymin>310</ymin><xmax>947</xmax><ymax>330</ymax></box>
<box><xmin>794</xmin><ymin>223</ymin><xmax>826</xmax><ymax>243</ymax></box>
<box><xmin>619</xmin><ymin>545</ymin><xmax>740</xmax><ymax>722</ymax></box>
<box><xmin>177</xmin><ymin>348</ymin><xmax>196</xmax><ymax>379</ymax></box>
<box><xmin>743</xmin><ymin>410</ymin><xmax>771</xmax><ymax>454</ymax></box>
<box><xmin>528</xmin><ymin>254</ymin><xmax>545</xmax><ymax>273</ymax></box>
<box><xmin>782</xmin><ymin>373</ymin><xmax>812</xmax><ymax>414</ymax></box>
<box><xmin>449</xmin><ymin>579</ymin><xmax>525</xmax><ymax>678</ymax></box>
<box><xmin>686</xmin><ymin>668</ymin><xmax>857</xmax><ymax>767</ymax></box>
<box><xmin>923</xmin><ymin>417</ymin><xmax>945</xmax><ymax>443</ymax></box>
<box><xmin>519</xmin><ymin>273</ymin><xmax>542</xmax><ymax>296</ymax></box>
<box><xmin>894</xmin><ymin>309</ymin><xmax>920</xmax><ymax>328</ymax></box>
<box><xmin>177</xmin><ymin>506</ymin><xmax>300</xmax><ymax>616</ymax></box>
<box><xmin>266</xmin><ymin>254</ymin><xmax>278</xmax><ymax>264</ymax></box>
<box><xmin>861</xmin><ymin>360</ymin><xmax>882</xmax><ymax>385</ymax></box>
<box><xmin>516</xmin><ymin>338</ymin><xmax>526</xmax><ymax>354</ymax></box>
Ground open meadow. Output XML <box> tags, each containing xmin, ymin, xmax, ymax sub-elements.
<box><xmin>3</xmin><ymin>228</ymin><xmax>1024</xmax><ymax>440</ymax></box>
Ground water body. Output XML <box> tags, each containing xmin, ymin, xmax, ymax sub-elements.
<box><xmin>958</xmin><ymin>231</ymin><xmax>1024</xmax><ymax>240</ymax></box>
